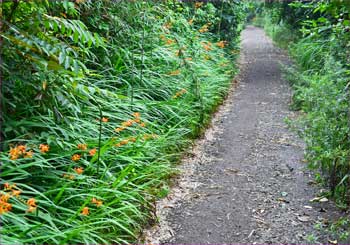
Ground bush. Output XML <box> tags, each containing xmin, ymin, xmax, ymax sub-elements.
<box><xmin>262</xmin><ymin>0</ymin><xmax>350</xmax><ymax>206</ymax></box>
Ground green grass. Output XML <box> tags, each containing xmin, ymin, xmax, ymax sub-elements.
<box><xmin>0</xmin><ymin>1</ymin><xmax>245</xmax><ymax>244</ymax></box>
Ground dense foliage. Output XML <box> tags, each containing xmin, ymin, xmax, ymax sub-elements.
<box><xmin>0</xmin><ymin>0</ymin><xmax>246</xmax><ymax>244</ymax></box>
<box><xmin>252</xmin><ymin>0</ymin><xmax>350</xmax><ymax>207</ymax></box>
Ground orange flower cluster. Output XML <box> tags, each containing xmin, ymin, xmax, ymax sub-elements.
<box><xmin>115</xmin><ymin>140</ymin><xmax>127</xmax><ymax>148</ymax></box>
<box><xmin>166</xmin><ymin>38</ymin><xmax>174</xmax><ymax>45</ymax></box>
<box><xmin>77</xmin><ymin>144</ymin><xmax>87</xmax><ymax>151</ymax></box>
<box><xmin>201</xmin><ymin>41</ymin><xmax>212</xmax><ymax>51</ymax></box>
<box><xmin>74</xmin><ymin>167</ymin><xmax>84</xmax><ymax>175</ymax></box>
<box><xmin>27</xmin><ymin>198</ymin><xmax>37</xmax><ymax>213</ymax></box>
<box><xmin>173</xmin><ymin>88</ymin><xmax>187</xmax><ymax>99</ymax></box>
<box><xmin>1</xmin><ymin>183</ymin><xmax>38</xmax><ymax>214</ymax></box>
<box><xmin>71</xmin><ymin>154</ymin><xmax>81</xmax><ymax>162</ymax></box>
<box><xmin>91</xmin><ymin>197</ymin><xmax>103</xmax><ymax>207</ymax></box>
<box><xmin>81</xmin><ymin>206</ymin><xmax>89</xmax><ymax>216</ymax></box>
<box><xmin>216</xmin><ymin>40</ymin><xmax>227</xmax><ymax>48</ymax></box>
<box><xmin>168</xmin><ymin>70</ymin><xmax>181</xmax><ymax>76</ymax></box>
<box><xmin>199</xmin><ymin>23</ymin><xmax>210</xmax><ymax>33</ymax></box>
<box><xmin>115</xmin><ymin>112</ymin><xmax>145</xmax><ymax>133</ymax></box>
<box><xmin>0</xmin><ymin>193</ymin><xmax>11</xmax><ymax>215</ymax></box>
<box><xmin>195</xmin><ymin>2</ymin><xmax>203</xmax><ymax>8</ymax></box>
<box><xmin>39</xmin><ymin>144</ymin><xmax>49</xmax><ymax>153</ymax></box>
<box><xmin>80</xmin><ymin>197</ymin><xmax>103</xmax><ymax>216</ymax></box>
<box><xmin>89</xmin><ymin>148</ymin><xmax>97</xmax><ymax>156</ymax></box>
<box><xmin>70</xmin><ymin>143</ymin><xmax>96</xmax><ymax>164</ymax></box>
<box><xmin>101</xmin><ymin>117</ymin><xmax>109</xmax><ymax>123</ymax></box>
<box><xmin>9</xmin><ymin>145</ymin><xmax>34</xmax><ymax>160</ymax></box>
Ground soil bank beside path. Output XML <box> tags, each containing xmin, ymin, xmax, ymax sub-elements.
<box><xmin>144</xmin><ymin>26</ymin><xmax>342</xmax><ymax>244</ymax></box>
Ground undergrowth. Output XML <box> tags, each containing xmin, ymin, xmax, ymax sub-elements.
<box><xmin>0</xmin><ymin>0</ymin><xmax>246</xmax><ymax>244</ymax></box>
<box><xmin>251</xmin><ymin>0</ymin><xmax>350</xmax><ymax>241</ymax></box>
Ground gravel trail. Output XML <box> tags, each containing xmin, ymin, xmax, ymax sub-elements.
<box><xmin>145</xmin><ymin>26</ymin><xmax>342</xmax><ymax>245</ymax></box>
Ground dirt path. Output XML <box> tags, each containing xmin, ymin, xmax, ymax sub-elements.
<box><xmin>145</xmin><ymin>26</ymin><xmax>341</xmax><ymax>244</ymax></box>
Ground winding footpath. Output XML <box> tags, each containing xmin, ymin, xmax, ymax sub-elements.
<box><xmin>146</xmin><ymin>26</ymin><xmax>342</xmax><ymax>244</ymax></box>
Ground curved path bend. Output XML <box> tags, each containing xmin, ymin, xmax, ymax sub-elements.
<box><xmin>146</xmin><ymin>26</ymin><xmax>341</xmax><ymax>244</ymax></box>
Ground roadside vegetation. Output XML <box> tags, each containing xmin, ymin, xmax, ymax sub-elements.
<box><xmin>249</xmin><ymin>0</ymin><xmax>350</xmax><ymax>242</ymax></box>
<box><xmin>0</xmin><ymin>0</ymin><xmax>247</xmax><ymax>244</ymax></box>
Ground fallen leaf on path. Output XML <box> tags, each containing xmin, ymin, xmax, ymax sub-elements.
<box><xmin>307</xmin><ymin>180</ymin><xmax>317</xmax><ymax>185</ymax></box>
<box><xmin>319</xmin><ymin>197</ymin><xmax>328</xmax><ymax>203</ymax></box>
<box><xmin>297</xmin><ymin>216</ymin><xmax>310</xmax><ymax>222</ymax></box>
<box><xmin>309</xmin><ymin>197</ymin><xmax>321</xmax><ymax>202</ymax></box>
<box><xmin>309</xmin><ymin>196</ymin><xmax>328</xmax><ymax>203</ymax></box>
<box><xmin>163</xmin><ymin>205</ymin><xmax>174</xmax><ymax>208</ymax></box>
<box><xmin>304</xmin><ymin>205</ymin><xmax>313</xmax><ymax>209</ymax></box>
<box><xmin>277</xmin><ymin>197</ymin><xmax>289</xmax><ymax>203</ymax></box>
<box><xmin>328</xmin><ymin>240</ymin><xmax>337</xmax><ymax>244</ymax></box>
<box><xmin>224</xmin><ymin>168</ymin><xmax>239</xmax><ymax>174</ymax></box>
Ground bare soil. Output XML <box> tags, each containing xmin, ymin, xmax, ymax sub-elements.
<box><xmin>144</xmin><ymin>26</ymin><xmax>344</xmax><ymax>244</ymax></box>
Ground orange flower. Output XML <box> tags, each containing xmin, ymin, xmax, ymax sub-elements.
<box><xmin>27</xmin><ymin>206</ymin><xmax>36</xmax><ymax>213</ymax></box>
<box><xmin>0</xmin><ymin>200</ymin><xmax>12</xmax><ymax>214</ymax></box>
<box><xmin>17</xmin><ymin>145</ymin><xmax>26</xmax><ymax>154</ymax></box>
<box><xmin>216</xmin><ymin>40</ymin><xmax>226</xmax><ymax>48</ymax></box>
<box><xmin>173</xmin><ymin>88</ymin><xmax>187</xmax><ymax>99</ymax></box>
<box><xmin>81</xmin><ymin>206</ymin><xmax>89</xmax><ymax>215</ymax></box>
<box><xmin>89</xmin><ymin>148</ymin><xmax>97</xmax><ymax>156</ymax></box>
<box><xmin>39</xmin><ymin>144</ymin><xmax>49</xmax><ymax>153</ymax></box>
<box><xmin>168</xmin><ymin>70</ymin><xmax>181</xmax><ymax>76</ymax></box>
<box><xmin>188</xmin><ymin>19</ymin><xmax>194</xmax><ymax>25</ymax></box>
<box><xmin>77</xmin><ymin>144</ymin><xmax>87</xmax><ymax>151</ymax></box>
<box><xmin>11</xmin><ymin>190</ymin><xmax>21</xmax><ymax>197</ymax></box>
<box><xmin>3</xmin><ymin>183</ymin><xmax>10</xmax><ymax>190</ymax></box>
<box><xmin>195</xmin><ymin>2</ymin><xmax>203</xmax><ymax>8</ymax></box>
<box><xmin>122</xmin><ymin>120</ymin><xmax>134</xmax><ymax>127</ymax></box>
<box><xmin>101</xmin><ymin>117</ymin><xmax>109</xmax><ymax>123</ymax></box>
<box><xmin>133</xmin><ymin>112</ymin><xmax>140</xmax><ymax>118</ymax></box>
<box><xmin>199</xmin><ymin>24</ymin><xmax>209</xmax><ymax>33</ymax></box>
<box><xmin>9</xmin><ymin>147</ymin><xmax>20</xmax><ymax>160</ymax></box>
<box><xmin>201</xmin><ymin>41</ymin><xmax>212</xmax><ymax>51</ymax></box>
<box><xmin>140</xmin><ymin>122</ymin><xmax>146</xmax><ymax>128</ymax></box>
<box><xmin>24</xmin><ymin>150</ymin><xmax>33</xmax><ymax>158</ymax></box>
<box><xmin>0</xmin><ymin>194</ymin><xmax>10</xmax><ymax>202</ymax></box>
<box><xmin>71</xmin><ymin>154</ymin><xmax>81</xmax><ymax>161</ymax></box>
<box><xmin>27</xmin><ymin>198</ymin><xmax>37</xmax><ymax>207</ymax></box>
<box><xmin>115</xmin><ymin>127</ymin><xmax>125</xmax><ymax>133</ymax></box>
<box><xmin>115</xmin><ymin>139</ymin><xmax>129</xmax><ymax>147</ymax></box>
<box><xmin>185</xmin><ymin>57</ymin><xmax>193</xmax><ymax>61</ymax></box>
<box><xmin>74</xmin><ymin>167</ymin><xmax>84</xmax><ymax>175</ymax></box>
<box><xmin>91</xmin><ymin>197</ymin><xmax>103</xmax><ymax>207</ymax></box>
<box><xmin>166</xmin><ymin>39</ymin><xmax>174</xmax><ymax>45</ymax></box>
